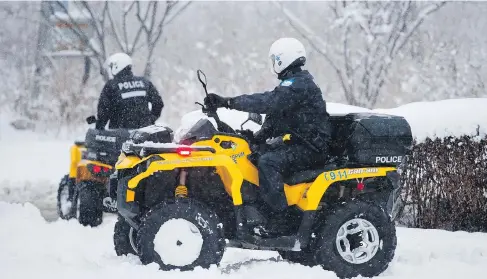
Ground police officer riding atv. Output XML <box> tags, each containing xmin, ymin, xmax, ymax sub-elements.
<box><xmin>56</xmin><ymin>53</ymin><xmax>165</xmax><ymax>227</ymax></box>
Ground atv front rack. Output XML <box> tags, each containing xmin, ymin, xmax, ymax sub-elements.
<box><xmin>140</xmin><ymin>145</ymin><xmax>216</xmax><ymax>157</ymax></box>
<box><xmin>122</xmin><ymin>141</ymin><xmax>216</xmax><ymax>157</ymax></box>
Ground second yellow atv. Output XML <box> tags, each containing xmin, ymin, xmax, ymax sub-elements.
<box><xmin>56</xmin><ymin>116</ymin><xmax>131</xmax><ymax>227</ymax></box>
<box><xmin>57</xmin><ymin>116</ymin><xmax>173</xmax><ymax>227</ymax></box>
<box><xmin>113</xmin><ymin>70</ymin><xmax>412</xmax><ymax>278</ymax></box>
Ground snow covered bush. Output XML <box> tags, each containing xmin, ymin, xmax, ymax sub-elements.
<box><xmin>398</xmin><ymin>135</ymin><xmax>487</xmax><ymax>232</ymax></box>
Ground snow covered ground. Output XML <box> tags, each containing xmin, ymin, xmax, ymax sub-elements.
<box><xmin>2</xmin><ymin>98</ymin><xmax>487</xmax><ymax>278</ymax></box>
<box><xmin>2</xmin><ymin>200</ymin><xmax>487</xmax><ymax>279</ymax></box>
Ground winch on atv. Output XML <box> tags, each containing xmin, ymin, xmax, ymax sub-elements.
<box><xmin>112</xmin><ymin>69</ymin><xmax>412</xmax><ymax>278</ymax></box>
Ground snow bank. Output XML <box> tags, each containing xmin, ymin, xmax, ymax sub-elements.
<box><xmin>375</xmin><ymin>98</ymin><xmax>487</xmax><ymax>142</ymax></box>
<box><xmin>0</xmin><ymin>140</ymin><xmax>72</xmax><ymax>221</ymax></box>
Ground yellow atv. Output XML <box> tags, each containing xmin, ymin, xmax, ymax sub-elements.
<box><xmin>56</xmin><ymin>116</ymin><xmax>173</xmax><ymax>227</ymax></box>
<box><xmin>113</xmin><ymin>70</ymin><xmax>412</xmax><ymax>278</ymax></box>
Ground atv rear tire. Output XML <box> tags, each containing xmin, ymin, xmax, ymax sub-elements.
<box><xmin>57</xmin><ymin>175</ymin><xmax>75</xmax><ymax>220</ymax></box>
<box><xmin>114</xmin><ymin>216</ymin><xmax>137</xmax><ymax>256</ymax></box>
<box><xmin>136</xmin><ymin>199</ymin><xmax>225</xmax><ymax>271</ymax></box>
<box><xmin>314</xmin><ymin>200</ymin><xmax>396</xmax><ymax>278</ymax></box>
<box><xmin>76</xmin><ymin>182</ymin><xmax>103</xmax><ymax>227</ymax></box>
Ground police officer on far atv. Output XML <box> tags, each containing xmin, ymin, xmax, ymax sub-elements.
<box><xmin>96</xmin><ymin>53</ymin><xmax>164</xmax><ymax>130</ymax></box>
<box><xmin>204</xmin><ymin>38</ymin><xmax>332</xmax><ymax>234</ymax></box>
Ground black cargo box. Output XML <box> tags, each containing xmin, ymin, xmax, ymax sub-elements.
<box><xmin>328</xmin><ymin>113</ymin><xmax>413</xmax><ymax>167</ymax></box>
<box><xmin>84</xmin><ymin>125</ymin><xmax>174</xmax><ymax>165</ymax></box>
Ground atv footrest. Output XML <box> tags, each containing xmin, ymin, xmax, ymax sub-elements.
<box><xmin>228</xmin><ymin>235</ymin><xmax>301</xmax><ymax>251</ymax></box>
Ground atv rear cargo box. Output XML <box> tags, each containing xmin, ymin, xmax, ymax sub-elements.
<box><xmin>84</xmin><ymin>128</ymin><xmax>131</xmax><ymax>164</ymax></box>
<box><xmin>329</xmin><ymin>113</ymin><xmax>413</xmax><ymax>167</ymax></box>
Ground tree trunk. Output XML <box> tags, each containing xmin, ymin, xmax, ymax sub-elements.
<box><xmin>32</xmin><ymin>0</ymin><xmax>51</xmax><ymax>101</ymax></box>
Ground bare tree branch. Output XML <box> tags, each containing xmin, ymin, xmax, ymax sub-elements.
<box><xmin>276</xmin><ymin>0</ymin><xmax>446</xmax><ymax>108</ymax></box>
<box><xmin>40</xmin><ymin>0</ymin><xmax>191</xmax><ymax>81</ymax></box>
<box><xmin>272</xmin><ymin>0</ymin><xmax>356</xmax><ymax>104</ymax></box>
<box><xmin>393</xmin><ymin>2</ymin><xmax>446</xmax><ymax>55</ymax></box>
<box><xmin>122</xmin><ymin>2</ymin><xmax>136</xmax><ymax>50</ymax></box>
<box><xmin>164</xmin><ymin>1</ymin><xmax>192</xmax><ymax>26</ymax></box>
<box><xmin>45</xmin><ymin>2</ymin><xmax>99</xmax><ymax>56</ymax></box>
<box><xmin>106</xmin><ymin>3</ymin><xmax>126</xmax><ymax>52</ymax></box>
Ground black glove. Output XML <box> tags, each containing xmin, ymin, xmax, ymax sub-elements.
<box><xmin>204</xmin><ymin>93</ymin><xmax>230</xmax><ymax>109</ymax></box>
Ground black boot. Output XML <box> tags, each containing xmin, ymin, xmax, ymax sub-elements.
<box><xmin>242</xmin><ymin>204</ymin><xmax>283</xmax><ymax>238</ymax></box>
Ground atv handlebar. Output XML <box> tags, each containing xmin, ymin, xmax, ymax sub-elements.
<box><xmin>196</xmin><ymin>69</ymin><xmax>237</xmax><ymax>135</ymax></box>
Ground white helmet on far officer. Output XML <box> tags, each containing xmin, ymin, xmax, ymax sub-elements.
<box><xmin>268</xmin><ymin>37</ymin><xmax>306</xmax><ymax>76</ymax></box>
<box><xmin>104</xmin><ymin>52</ymin><xmax>133</xmax><ymax>78</ymax></box>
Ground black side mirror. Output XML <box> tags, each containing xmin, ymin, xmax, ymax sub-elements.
<box><xmin>86</xmin><ymin>115</ymin><xmax>97</xmax><ymax>124</ymax></box>
<box><xmin>248</xmin><ymin>113</ymin><xmax>263</xmax><ymax>125</ymax></box>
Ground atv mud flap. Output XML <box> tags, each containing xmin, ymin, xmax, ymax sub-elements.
<box><xmin>117</xmin><ymin>175</ymin><xmax>141</xmax><ymax>230</ymax></box>
<box><xmin>386</xmin><ymin>170</ymin><xmax>402</xmax><ymax>220</ymax></box>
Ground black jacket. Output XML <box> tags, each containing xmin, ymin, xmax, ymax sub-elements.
<box><xmin>229</xmin><ymin>68</ymin><xmax>331</xmax><ymax>153</ymax></box>
<box><xmin>96</xmin><ymin>69</ymin><xmax>164</xmax><ymax>129</ymax></box>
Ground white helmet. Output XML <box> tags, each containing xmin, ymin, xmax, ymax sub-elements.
<box><xmin>268</xmin><ymin>37</ymin><xmax>306</xmax><ymax>75</ymax></box>
<box><xmin>104</xmin><ymin>52</ymin><xmax>132</xmax><ymax>77</ymax></box>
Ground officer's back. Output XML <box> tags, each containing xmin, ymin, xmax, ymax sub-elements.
<box><xmin>96</xmin><ymin>53</ymin><xmax>164</xmax><ymax>130</ymax></box>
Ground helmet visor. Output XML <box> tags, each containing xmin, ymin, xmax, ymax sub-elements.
<box><xmin>269</xmin><ymin>54</ymin><xmax>277</xmax><ymax>74</ymax></box>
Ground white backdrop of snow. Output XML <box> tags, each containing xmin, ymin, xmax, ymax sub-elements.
<box><xmin>2</xmin><ymin>98</ymin><xmax>487</xmax><ymax>278</ymax></box>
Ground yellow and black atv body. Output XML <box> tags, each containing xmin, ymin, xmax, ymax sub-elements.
<box><xmin>56</xmin><ymin>116</ymin><xmax>173</xmax><ymax>227</ymax></box>
<box><xmin>113</xmin><ymin>70</ymin><xmax>413</xmax><ymax>278</ymax></box>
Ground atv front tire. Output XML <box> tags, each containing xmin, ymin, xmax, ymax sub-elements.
<box><xmin>314</xmin><ymin>200</ymin><xmax>396</xmax><ymax>278</ymax></box>
<box><xmin>76</xmin><ymin>182</ymin><xmax>103</xmax><ymax>227</ymax></box>
<box><xmin>114</xmin><ymin>216</ymin><xmax>137</xmax><ymax>256</ymax></box>
<box><xmin>57</xmin><ymin>175</ymin><xmax>75</xmax><ymax>220</ymax></box>
<box><xmin>136</xmin><ymin>199</ymin><xmax>225</xmax><ymax>271</ymax></box>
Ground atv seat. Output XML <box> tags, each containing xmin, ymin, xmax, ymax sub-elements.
<box><xmin>284</xmin><ymin>163</ymin><xmax>337</xmax><ymax>185</ymax></box>
<box><xmin>74</xmin><ymin>140</ymin><xmax>85</xmax><ymax>146</ymax></box>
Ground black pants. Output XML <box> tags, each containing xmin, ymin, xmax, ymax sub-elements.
<box><xmin>257</xmin><ymin>144</ymin><xmax>326</xmax><ymax>212</ymax></box>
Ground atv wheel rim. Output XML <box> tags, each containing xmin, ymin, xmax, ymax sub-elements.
<box><xmin>59</xmin><ymin>184</ymin><xmax>72</xmax><ymax>216</ymax></box>
<box><xmin>154</xmin><ymin>218</ymin><xmax>203</xmax><ymax>267</ymax></box>
<box><xmin>335</xmin><ymin>218</ymin><xmax>380</xmax><ymax>265</ymax></box>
